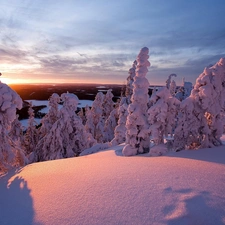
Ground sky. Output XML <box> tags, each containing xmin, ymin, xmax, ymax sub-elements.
<box><xmin>0</xmin><ymin>0</ymin><xmax>225</xmax><ymax>85</ymax></box>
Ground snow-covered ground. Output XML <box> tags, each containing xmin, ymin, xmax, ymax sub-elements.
<box><xmin>1</xmin><ymin>142</ymin><xmax>225</xmax><ymax>225</ymax></box>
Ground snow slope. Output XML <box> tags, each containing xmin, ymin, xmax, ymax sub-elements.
<box><xmin>1</xmin><ymin>144</ymin><xmax>225</xmax><ymax>225</ymax></box>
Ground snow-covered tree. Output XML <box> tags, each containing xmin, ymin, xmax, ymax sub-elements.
<box><xmin>111</xmin><ymin>97</ymin><xmax>128</xmax><ymax>146</ymax></box>
<box><xmin>170</xmin><ymin>80</ymin><xmax>177</xmax><ymax>97</ymax></box>
<box><xmin>147</xmin><ymin>87</ymin><xmax>180</xmax><ymax>145</ymax></box>
<box><xmin>174</xmin><ymin>58</ymin><xmax>225</xmax><ymax>150</ymax></box>
<box><xmin>34</xmin><ymin>93</ymin><xmax>96</xmax><ymax>162</ymax></box>
<box><xmin>9</xmin><ymin>115</ymin><xmax>24</xmax><ymax>143</ymax></box>
<box><xmin>103</xmin><ymin>108</ymin><xmax>118</xmax><ymax>142</ymax></box>
<box><xmin>175</xmin><ymin>80</ymin><xmax>193</xmax><ymax>101</ymax></box>
<box><xmin>78</xmin><ymin>107</ymin><xmax>86</xmax><ymax>125</ymax></box>
<box><xmin>123</xmin><ymin>47</ymin><xmax>150</xmax><ymax>156</ymax></box>
<box><xmin>166</xmin><ymin>73</ymin><xmax>177</xmax><ymax>89</ymax></box>
<box><xmin>125</xmin><ymin>60</ymin><xmax>137</xmax><ymax>103</ymax></box>
<box><xmin>24</xmin><ymin>103</ymin><xmax>39</xmax><ymax>156</ymax></box>
<box><xmin>39</xmin><ymin>93</ymin><xmax>60</xmax><ymax>138</ymax></box>
<box><xmin>102</xmin><ymin>89</ymin><xmax>114</xmax><ymax>119</ymax></box>
<box><xmin>85</xmin><ymin>92</ymin><xmax>105</xmax><ymax>142</ymax></box>
<box><xmin>0</xmin><ymin>81</ymin><xmax>27</xmax><ymax>173</ymax></box>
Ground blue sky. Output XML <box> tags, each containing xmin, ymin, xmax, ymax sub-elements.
<box><xmin>1</xmin><ymin>0</ymin><xmax>225</xmax><ymax>85</ymax></box>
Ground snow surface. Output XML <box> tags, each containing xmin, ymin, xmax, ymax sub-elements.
<box><xmin>1</xmin><ymin>142</ymin><xmax>225</xmax><ymax>225</ymax></box>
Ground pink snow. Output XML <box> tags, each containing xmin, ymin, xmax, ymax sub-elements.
<box><xmin>1</xmin><ymin>142</ymin><xmax>225</xmax><ymax>225</ymax></box>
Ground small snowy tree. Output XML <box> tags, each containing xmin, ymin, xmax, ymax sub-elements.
<box><xmin>125</xmin><ymin>60</ymin><xmax>137</xmax><ymax>103</ymax></box>
<box><xmin>166</xmin><ymin>73</ymin><xmax>177</xmax><ymax>89</ymax></box>
<box><xmin>175</xmin><ymin>80</ymin><xmax>193</xmax><ymax>101</ymax></box>
<box><xmin>147</xmin><ymin>87</ymin><xmax>180</xmax><ymax>145</ymax></box>
<box><xmin>111</xmin><ymin>97</ymin><xmax>128</xmax><ymax>146</ymax></box>
<box><xmin>102</xmin><ymin>89</ymin><xmax>114</xmax><ymax>119</ymax></box>
<box><xmin>85</xmin><ymin>92</ymin><xmax>105</xmax><ymax>142</ymax></box>
<box><xmin>39</xmin><ymin>93</ymin><xmax>60</xmax><ymax>138</ymax></box>
<box><xmin>123</xmin><ymin>47</ymin><xmax>150</xmax><ymax>156</ymax></box>
<box><xmin>24</xmin><ymin>103</ymin><xmax>39</xmax><ymax>156</ymax></box>
<box><xmin>103</xmin><ymin>108</ymin><xmax>118</xmax><ymax>142</ymax></box>
<box><xmin>9</xmin><ymin>115</ymin><xmax>24</xmax><ymax>143</ymax></box>
<box><xmin>0</xmin><ymin>81</ymin><xmax>27</xmax><ymax>173</ymax></box>
<box><xmin>34</xmin><ymin>93</ymin><xmax>96</xmax><ymax>162</ymax></box>
<box><xmin>174</xmin><ymin>58</ymin><xmax>225</xmax><ymax>150</ymax></box>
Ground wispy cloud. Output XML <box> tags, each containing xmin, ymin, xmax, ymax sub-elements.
<box><xmin>0</xmin><ymin>0</ymin><xmax>225</xmax><ymax>84</ymax></box>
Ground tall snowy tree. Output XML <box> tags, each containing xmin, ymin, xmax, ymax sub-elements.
<box><xmin>0</xmin><ymin>81</ymin><xmax>27</xmax><ymax>173</ymax></box>
<box><xmin>34</xmin><ymin>93</ymin><xmax>96</xmax><ymax>162</ymax></box>
<box><xmin>125</xmin><ymin>60</ymin><xmax>137</xmax><ymax>103</ymax></box>
<box><xmin>174</xmin><ymin>58</ymin><xmax>225</xmax><ymax>150</ymax></box>
<box><xmin>123</xmin><ymin>47</ymin><xmax>150</xmax><ymax>156</ymax></box>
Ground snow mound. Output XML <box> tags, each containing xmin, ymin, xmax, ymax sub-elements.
<box><xmin>149</xmin><ymin>144</ymin><xmax>168</xmax><ymax>156</ymax></box>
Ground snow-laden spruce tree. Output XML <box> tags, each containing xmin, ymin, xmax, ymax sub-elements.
<box><xmin>111</xmin><ymin>97</ymin><xmax>128</xmax><ymax>146</ymax></box>
<box><xmin>125</xmin><ymin>60</ymin><xmax>137</xmax><ymax>103</ymax></box>
<box><xmin>24</xmin><ymin>102</ymin><xmax>39</xmax><ymax>156</ymax></box>
<box><xmin>39</xmin><ymin>93</ymin><xmax>60</xmax><ymax>138</ymax></box>
<box><xmin>147</xmin><ymin>87</ymin><xmax>180</xmax><ymax>145</ymax></box>
<box><xmin>0</xmin><ymin>81</ymin><xmax>27</xmax><ymax>173</ymax></box>
<box><xmin>34</xmin><ymin>93</ymin><xmax>96</xmax><ymax>162</ymax></box>
<box><xmin>85</xmin><ymin>92</ymin><xmax>105</xmax><ymax>142</ymax></box>
<box><xmin>122</xmin><ymin>47</ymin><xmax>150</xmax><ymax>156</ymax></box>
<box><xmin>173</xmin><ymin>58</ymin><xmax>225</xmax><ymax>150</ymax></box>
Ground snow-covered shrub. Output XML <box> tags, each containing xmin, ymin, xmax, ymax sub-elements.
<box><xmin>111</xmin><ymin>97</ymin><xmax>128</xmax><ymax>146</ymax></box>
<box><xmin>34</xmin><ymin>93</ymin><xmax>96</xmax><ymax>162</ymax></box>
<box><xmin>125</xmin><ymin>60</ymin><xmax>137</xmax><ymax>103</ymax></box>
<box><xmin>174</xmin><ymin>58</ymin><xmax>225</xmax><ymax>150</ymax></box>
<box><xmin>0</xmin><ymin>82</ymin><xmax>27</xmax><ymax>173</ymax></box>
<box><xmin>123</xmin><ymin>47</ymin><xmax>150</xmax><ymax>156</ymax></box>
<box><xmin>147</xmin><ymin>87</ymin><xmax>180</xmax><ymax>145</ymax></box>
